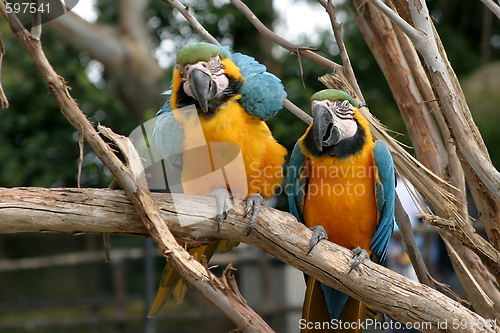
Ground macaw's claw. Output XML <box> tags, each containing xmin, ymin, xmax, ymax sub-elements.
<box><xmin>243</xmin><ymin>194</ymin><xmax>265</xmax><ymax>236</ymax></box>
<box><xmin>208</xmin><ymin>188</ymin><xmax>232</xmax><ymax>233</ymax></box>
<box><xmin>348</xmin><ymin>246</ymin><xmax>370</xmax><ymax>274</ymax></box>
<box><xmin>307</xmin><ymin>225</ymin><xmax>328</xmax><ymax>255</ymax></box>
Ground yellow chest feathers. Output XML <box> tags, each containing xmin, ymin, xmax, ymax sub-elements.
<box><xmin>174</xmin><ymin>102</ymin><xmax>287</xmax><ymax>199</ymax></box>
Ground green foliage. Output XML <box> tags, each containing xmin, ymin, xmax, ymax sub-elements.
<box><xmin>0</xmin><ymin>27</ymin><xmax>134</xmax><ymax>188</ymax></box>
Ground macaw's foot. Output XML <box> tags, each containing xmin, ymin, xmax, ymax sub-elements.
<box><xmin>349</xmin><ymin>246</ymin><xmax>370</xmax><ymax>274</ymax></box>
<box><xmin>208</xmin><ymin>188</ymin><xmax>232</xmax><ymax>233</ymax></box>
<box><xmin>243</xmin><ymin>194</ymin><xmax>265</xmax><ymax>236</ymax></box>
<box><xmin>307</xmin><ymin>225</ymin><xmax>328</xmax><ymax>255</ymax></box>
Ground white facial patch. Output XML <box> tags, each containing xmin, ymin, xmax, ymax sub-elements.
<box><xmin>312</xmin><ymin>99</ymin><xmax>358</xmax><ymax>141</ymax></box>
<box><xmin>180</xmin><ymin>56</ymin><xmax>230</xmax><ymax>99</ymax></box>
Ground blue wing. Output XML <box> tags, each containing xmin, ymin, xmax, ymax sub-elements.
<box><xmin>152</xmin><ymin>95</ymin><xmax>184</xmax><ymax>169</ymax></box>
<box><xmin>286</xmin><ymin>141</ymin><xmax>307</xmax><ymax>224</ymax></box>
<box><xmin>231</xmin><ymin>52</ymin><xmax>287</xmax><ymax>120</ymax></box>
<box><xmin>370</xmin><ymin>140</ymin><xmax>396</xmax><ymax>264</ymax></box>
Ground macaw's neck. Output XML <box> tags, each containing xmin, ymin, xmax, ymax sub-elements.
<box><xmin>301</xmin><ymin>110</ymin><xmax>373</xmax><ymax>160</ymax></box>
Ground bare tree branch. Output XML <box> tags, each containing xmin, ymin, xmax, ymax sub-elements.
<box><xmin>394</xmin><ymin>196</ymin><xmax>433</xmax><ymax>287</ymax></box>
<box><xmin>230</xmin><ymin>0</ymin><xmax>342</xmax><ymax>72</ymax></box>
<box><xmin>282</xmin><ymin>98</ymin><xmax>312</xmax><ymax>124</ymax></box>
<box><xmin>318</xmin><ymin>0</ymin><xmax>365</xmax><ymax>103</ymax></box>
<box><xmin>371</xmin><ymin>1</ymin><xmax>500</xmax><ymax>289</ymax></box>
<box><xmin>370</xmin><ymin>0</ymin><xmax>500</xmax><ymax>205</ymax></box>
<box><xmin>480</xmin><ymin>0</ymin><xmax>500</xmax><ymax>20</ymax></box>
<box><xmin>120</xmin><ymin>0</ymin><xmax>150</xmax><ymax>41</ymax></box>
<box><xmin>163</xmin><ymin>0</ymin><xmax>313</xmax><ymax>133</ymax></box>
<box><xmin>351</xmin><ymin>1</ymin><xmax>500</xmax><ymax>318</ymax></box>
<box><xmin>0</xmin><ymin>187</ymin><xmax>497</xmax><ymax>333</ymax></box>
<box><xmin>422</xmin><ymin>213</ymin><xmax>500</xmax><ymax>280</ymax></box>
<box><xmin>45</xmin><ymin>6</ymin><xmax>164</xmax><ymax>121</ymax></box>
<box><xmin>161</xmin><ymin>0</ymin><xmax>219</xmax><ymax>45</ymax></box>
<box><xmin>0</xmin><ymin>32</ymin><xmax>8</xmax><ymax>108</ymax></box>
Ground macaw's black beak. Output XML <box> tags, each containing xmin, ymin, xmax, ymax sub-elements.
<box><xmin>312</xmin><ymin>104</ymin><xmax>341</xmax><ymax>152</ymax></box>
<box><xmin>188</xmin><ymin>69</ymin><xmax>218</xmax><ymax>113</ymax></box>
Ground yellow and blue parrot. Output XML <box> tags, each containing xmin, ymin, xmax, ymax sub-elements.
<box><xmin>287</xmin><ymin>89</ymin><xmax>395</xmax><ymax>332</ymax></box>
<box><xmin>149</xmin><ymin>42</ymin><xmax>287</xmax><ymax>316</ymax></box>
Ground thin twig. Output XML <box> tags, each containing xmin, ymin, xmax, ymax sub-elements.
<box><xmin>395</xmin><ymin>196</ymin><xmax>433</xmax><ymax>288</ymax></box>
<box><xmin>77</xmin><ymin>132</ymin><xmax>84</xmax><ymax>188</ymax></box>
<box><xmin>0</xmin><ymin>33</ymin><xmax>8</xmax><ymax>108</ymax></box>
<box><xmin>282</xmin><ymin>98</ymin><xmax>312</xmax><ymax>125</ymax></box>
<box><xmin>480</xmin><ymin>0</ymin><xmax>500</xmax><ymax>20</ymax></box>
<box><xmin>164</xmin><ymin>0</ymin><xmax>312</xmax><ymax>124</ymax></box>
<box><xmin>421</xmin><ymin>212</ymin><xmax>500</xmax><ymax>284</ymax></box>
<box><xmin>318</xmin><ymin>0</ymin><xmax>365</xmax><ymax>103</ymax></box>
<box><xmin>161</xmin><ymin>0</ymin><xmax>219</xmax><ymax>45</ymax></box>
<box><xmin>230</xmin><ymin>0</ymin><xmax>342</xmax><ymax>72</ymax></box>
<box><xmin>296</xmin><ymin>47</ymin><xmax>306</xmax><ymax>88</ymax></box>
<box><xmin>369</xmin><ymin>0</ymin><xmax>423</xmax><ymax>43</ymax></box>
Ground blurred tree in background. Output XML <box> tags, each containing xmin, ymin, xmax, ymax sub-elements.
<box><xmin>1</xmin><ymin>0</ymin><xmax>500</xmax><ymax>331</ymax></box>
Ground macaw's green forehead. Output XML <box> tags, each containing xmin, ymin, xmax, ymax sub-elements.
<box><xmin>176</xmin><ymin>42</ymin><xmax>231</xmax><ymax>66</ymax></box>
<box><xmin>310</xmin><ymin>89</ymin><xmax>357</xmax><ymax>107</ymax></box>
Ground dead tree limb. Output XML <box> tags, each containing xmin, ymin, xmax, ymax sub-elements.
<box><xmin>0</xmin><ymin>187</ymin><xmax>498</xmax><ymax>333</ymax></box>
<box><xmin>371</xmin><ymin>0</ymin><xmax>500</xmax><ymax>251</ymax></box>
<box><xmin>350</xmin><ymin>0</ymin><xmax>500</xmax><ymax>319</ymax></box>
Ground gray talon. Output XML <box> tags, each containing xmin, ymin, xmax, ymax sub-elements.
<box><xmin>244</xmin><ymin>194</ymin><xmax>265</xmax><ymax>236</ymax></box>
<box><xmin>307</xmin><ymin>225</ymin><xmax>328</xmax><ymax>255</ymax></box>
<box><xmin>348</xmin><ymin>246</ymin><xmax>370</xmax><ymax>273</ymax></box>
<box><xmin>208</xmin><ymin>188</ymin><xmax>232</xmax><ymax>233</ymax></box>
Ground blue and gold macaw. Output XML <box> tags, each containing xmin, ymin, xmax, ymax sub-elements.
<box><xmin>287</xmin><ymin>89</ymin><xmax>395</xmax><ymax>332</ymax></box>
<box><xmin>149</xmin><ymin>42</ymin><xmax>287</xmax><ymax>316</ymax></box>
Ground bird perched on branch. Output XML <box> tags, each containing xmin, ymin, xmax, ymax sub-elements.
<box><xmin>287</xmin><ymin>89</ymin><xmax>395</xmax><ymax>332</ymax></box>
<box><xmin>149</xmin><ymin>42</ymin><xmax>287</xmax><ymax>316</ymax></box>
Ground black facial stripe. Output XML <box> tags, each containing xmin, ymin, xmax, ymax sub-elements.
<box><xmin>335</xmin><ymin>114</ymin><xmax>354</xmax><ymax>120</ymax></box>
<box><xmin>303</xmin><ymin>117</ymin><xmax>366</xmax><ymax>159</ymax></box>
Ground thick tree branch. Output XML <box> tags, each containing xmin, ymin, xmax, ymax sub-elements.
<box><xmin>120</xmin><ymin>0</ymin><xmax>149</xmax><ymax>41</ymax></box>
<box><xmin>0</xmin><ymin>187</ymin><xmax>497</xmax><ymax>333</ymax></box>
<box><xmin>46</xmin><ymin>11</ymin><xmax>126</xmax><ymax>72</ymax></box>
